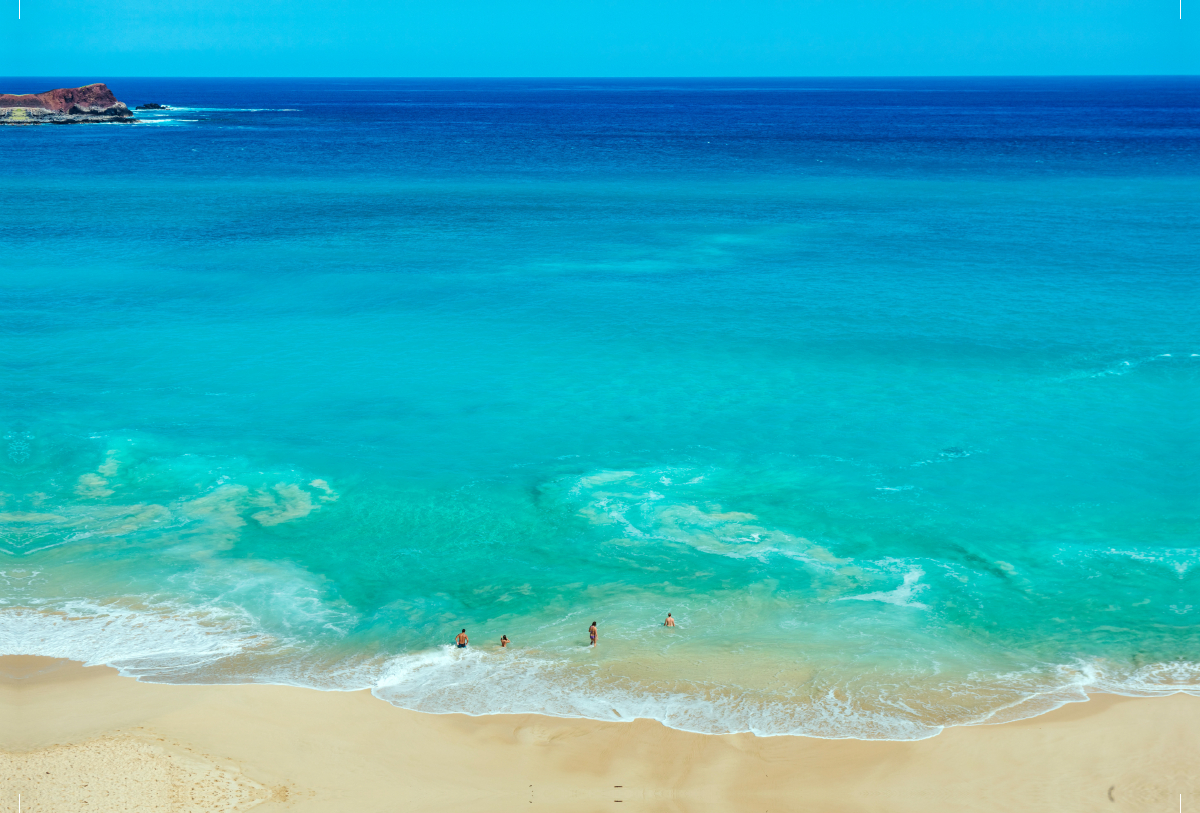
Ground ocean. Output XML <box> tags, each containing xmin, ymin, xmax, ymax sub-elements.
<box><xmin>2</xmin><ymin>76</ymin><xmax>1198</xmax><ymax>739</ymax></box>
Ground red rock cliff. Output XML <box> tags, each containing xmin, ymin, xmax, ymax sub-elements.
<box><xmin>0</xmin><ymin>83</ymin><xmax>131</xmax><ymax>116</ymax></box>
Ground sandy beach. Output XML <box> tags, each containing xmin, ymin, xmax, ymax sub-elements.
<box><xmin>1</xmin><ymin>655</ymin><xmax>1196</xmax><ymax>812</ymax></box>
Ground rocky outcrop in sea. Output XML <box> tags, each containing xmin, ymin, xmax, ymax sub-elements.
<box><xmin>0</xmin><ymin>83</ymin><xmax>134</xmax><ymax>124</ymax></box>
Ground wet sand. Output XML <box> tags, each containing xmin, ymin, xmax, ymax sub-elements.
<box><xmin>2</xmin><ymin>655</ymin><xmax>1196</xmax><ymax>812</ymax></box>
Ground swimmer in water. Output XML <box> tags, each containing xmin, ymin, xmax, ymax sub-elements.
<box><xmin>500</xmin><ymin>635</ymin><xmax>509</xmax><ymax>648</ymax></box>
<box><xmin>589</xmin><ymin>621</ymin><xmax>597</xmax><ymax>647</ymax></box>
<box><xmin>664</xmin><ymin>613</ymin><xmax>675</xmax><ymax>627</ymax></box>
<box><xmin>455</xmin><ymin>629</ymin><xmax>468</xmax><ymax>648</ymax></box>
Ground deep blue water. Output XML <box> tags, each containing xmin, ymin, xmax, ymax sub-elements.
<box><xmin>2</xmin><ymin>77</ymin><xmax>1198</xmax><ymax>738</ymax></box>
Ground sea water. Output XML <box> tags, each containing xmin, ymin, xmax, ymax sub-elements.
<box><xmin>1</xmin><ymin>77</ymin><xmax>1198</xmax><ymax>739</ymax></box>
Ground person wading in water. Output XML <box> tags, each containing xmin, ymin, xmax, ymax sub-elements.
<box><xmin>455</xmin><ymin>629</ymin><xmax>468</xmax><ymax>648</ymax></box>
<box><xmin>589</xmin><ymin>621</ymin><xmax>597</xmax><ymax>648</ymax></box>
<box><xmin>664</xmin><ymin>613</ymin><xmax>675</xmax><ymax>627</ymax></box>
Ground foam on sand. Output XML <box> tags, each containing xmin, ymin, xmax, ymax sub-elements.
<box><xmin>6</xmin><ymin>655</ymin><xmax>1200</xmax><ymax>813</ymax></box>
<box><xmin>4</xmin><ymin>449</ymin><xmax>1200</xmax><ymax>741</ymax></box>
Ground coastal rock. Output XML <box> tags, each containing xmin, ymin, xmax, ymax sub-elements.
<box><xmin>0</xmin><ymin>83</ymin><xmax>134</xmax><ymax>125</ymax></box>
<box><xmin>136</xmin><ymin>102</ymin><xmax>169</xmax><ymax>110</ymax></box>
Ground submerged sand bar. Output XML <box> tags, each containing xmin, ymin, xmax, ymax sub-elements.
<box><xmin>1</xmin><ymin>655</ymin><xmax>1197</xmax><ymax>812</ymax></box>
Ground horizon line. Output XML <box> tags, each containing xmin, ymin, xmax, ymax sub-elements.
<box><xmin>2</xmin><ymin>73</ymin><xmax>1199</xmax><ymax>80</ymax></box>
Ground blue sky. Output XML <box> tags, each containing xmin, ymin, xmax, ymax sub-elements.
<box><xmin>1</xmin><ymin>0</ymin><xmax>1196</xmax><ymax>76</ymax></box>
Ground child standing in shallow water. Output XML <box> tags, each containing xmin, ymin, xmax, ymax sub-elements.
<box><xmin>589</xmin><ymin>622</ymin><xmax>597</xmax><ymax>647</ymax></box>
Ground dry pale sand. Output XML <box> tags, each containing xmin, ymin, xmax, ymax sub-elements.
<box><xmin>1</xmin><ymin>655</ymin><xmax>1196</xmax><ymax>813</ymax></box>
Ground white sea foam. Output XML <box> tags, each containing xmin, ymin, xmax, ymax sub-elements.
<box><xmin>4</xmin><ymin>453</ymin><xmax>1198</xmax><ymax>740</ymax></box>
<box><xmin>561</xmin><ymin>467</ymin><xmax>831</xmax><ymax>563</ymax></box>
<box><xmin>1052</xmin><ymin>545</ymin><xmax>1200</xmax><ymax>577</ymax></box>
<box><xmin>370</xmin><ymin>645</ymin><xmax>948</xmax><ymax>739</ymax></box>
<box><xmin>369</xmin><ymin>645</ymin><xmax>1200</xmax><ymax>738</ymax></box>
<box><xmin>1059</xmin><ymin>350</ymin><xmax>1197</xmax><ymax>382</ymax></box>
<box><xmin>0</xmin><ymin>465</ymin><xmax>337</xmax><ymax>557</ymax></box>
<box><xmin>3</xmin><ymin>597</ymin><xmax>1199</xmax><ymax>740</ymax></box>
<box><xmin>153</xmin><ymin>107</ymin><xmax>300</xmax><ymax>112</ymax></box>
<box><xmin>0</xmin><ymin>601</ymin><xmax>271</xmax><ymax>679</ymax></box>
<box><xmin>840</xmin><ymin>567</ymin><xmax>930</xmax><ymax>610</ymax></box>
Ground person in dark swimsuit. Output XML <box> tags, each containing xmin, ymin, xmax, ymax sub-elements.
<box><xmin>589</xmin><ymin>621</ymin><xmax>597</xmax><ymax>647</ymax></box>
<box><xmin>455</xmin><ymin>629</ymin><xmax>468</xmax><ymax>648</ymax></box>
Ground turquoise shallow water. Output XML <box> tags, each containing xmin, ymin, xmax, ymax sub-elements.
<box><xmin>2</xmin><ymin>77</ymin><xmax>1199</xmax><ymax>738</ymax></box>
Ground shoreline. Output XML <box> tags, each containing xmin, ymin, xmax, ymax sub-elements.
<box><xmin>4</xmin><ymin>656</ymin><xmax>1197</xmax><ymax>812</ymax></box>
<box><xmin>9</xmin><ymin>604</ymin><xmax>1175</xmax><ymax>741</ymax></box>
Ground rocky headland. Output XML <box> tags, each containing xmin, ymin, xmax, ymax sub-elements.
<box><xmin>0</xmin><ymin>83</ymin><xmax>134</xmax><ymax>125</ymax></box>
